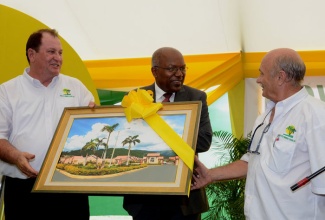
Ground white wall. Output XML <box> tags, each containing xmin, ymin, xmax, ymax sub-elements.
<box><xmin>244</xmin><ymin>78</ymin><xmax>263</xmax><ymax>136</ymax></box>
<box><xmin>240</xmin><ymin>0</ymin><xmax>325</xmax><ymax>52</ymax></box>
<box><xmin>3</xmin><ymin>0</ymin><xmax>325</xmax><ymax>58</ymax></box>
<box><xmin>0</xmin><ymin>0</ymin><xmax>240</xmax><ymax>60</ymax></box>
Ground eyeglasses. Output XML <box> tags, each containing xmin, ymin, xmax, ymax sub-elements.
<box><xmin>247</xmin><ymin>122</ymin><xmax>271</xmax><ymax>155</ymax></box>
<box><xmin>154</xmin><ymin>66</ymin><xmax>188</xmax><ymax>74</ymax></box>
<box><xmin>247</xmin><ymin>109</ymin><xmax>273</xmax><ymax>155</ymax></box>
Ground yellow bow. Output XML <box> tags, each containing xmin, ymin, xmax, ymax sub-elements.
<box><xmin>121</xmin><ymin>89</ymin><xmax>194</xmax><ymax>172</ymax></box>
<box><xmin>121</xmin><ymin>89</ymin><xmax>162</xmax><ymax>121</ymax></box>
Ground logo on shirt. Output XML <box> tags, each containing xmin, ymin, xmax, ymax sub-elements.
<box><xmin>285</xmin><ymin>125</ymin><xmax>296</xmax><ymax>137</ymax></box>
<box><xmin>278</xmin><ymin>125</ymin><xmax>296</xmax><ymax>142</ymax></box>
<box><xmin>60</xmin><ymin>88</ymin><xmax>74</xmax><ymax>97</ymax></box>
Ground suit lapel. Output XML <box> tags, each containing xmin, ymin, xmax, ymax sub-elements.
<box><xmin>174</xmin><ymin>86</ymin><xmax>188</xmax><ymax>102</ymax></box>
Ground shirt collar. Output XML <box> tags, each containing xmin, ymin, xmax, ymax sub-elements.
<box><xmin>154</xmin><ymin>83</ymin><xmax>175</xmax><ymax>102</ymax></box>
<box><xmin>23</xmin><ymin>67</ymin><xmax>59</xmax><ymax>88</ymax></box>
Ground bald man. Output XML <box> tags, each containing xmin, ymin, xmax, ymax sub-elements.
<box><xmin>123</xmin><ymin>47</ymin><xmax>213</xmax><ymax>220</ymax></box>
<box><xmin>191</xmin><ymin>48</ymin><xmax>325</xmax><ymax>219</ymax></box>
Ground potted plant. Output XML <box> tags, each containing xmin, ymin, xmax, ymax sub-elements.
<box><xmin>203</xmin><ymin>130</ymin><xmax>250</xmax><ymax>220</ymax></box>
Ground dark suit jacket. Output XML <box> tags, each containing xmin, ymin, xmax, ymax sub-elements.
<box><xmin>123</xmin><ymin>84</ymin><xmax>213</xmax><ymax>216</ymax></box>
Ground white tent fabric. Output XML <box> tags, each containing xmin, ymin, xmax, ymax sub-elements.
<box><xmin>2</xmin><ymin>0</ymin><xmax>325</xmax><ymax>139</ymax></box>
<box><xmin>1</xmin><ymin>0</ymin><xmax>325</xmax><ymax>60</ymax></box>
<box><xmin>0</xmin><ymin>0</ymin><xmax>240</xmax><ymax>60</ymax></box>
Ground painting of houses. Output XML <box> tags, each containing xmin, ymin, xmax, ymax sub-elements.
<box><xmin>34</xmin><ymin>104</ymin><xmax>199</xmax><ymax>195</ymax></box>
<box><xmin>146</xmin><ymin>153</ymin><xmax>165</xmax><ymax>165</ymax></box>
<box><xmin>168</xmin><ymin>156</ymin><xmax>179</xmax><ymax>165</ymax></box>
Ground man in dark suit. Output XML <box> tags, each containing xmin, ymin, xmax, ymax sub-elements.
<box><xmin>123</xmin><ymin>47</ymin><xmax>213</xmax><ymax>220</ymax></box>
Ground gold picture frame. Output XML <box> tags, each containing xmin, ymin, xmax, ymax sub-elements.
<box><xmin>33</xmin><ymin>101</ymin><xmax>201</xmax><ymax>195</ymax></box>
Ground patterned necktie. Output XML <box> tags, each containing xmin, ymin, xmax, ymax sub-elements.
<box><xmin>162</xmin><ymin>93</ymin><xmax>172</xmax><ymax>102</ymax></box>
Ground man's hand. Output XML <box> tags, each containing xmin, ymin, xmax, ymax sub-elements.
<box><xmin>88</xmin><ymin>101</ymin><xmax>96</xmax><ymax>108</ymax></box>
<box><xmin>0</xmin><ymin>139</ymin><xmax>38</xmax><ymax>178</ymax></box>
<box><xmin>15</xmin><ymin>151</ymin><xmax>38</xmax><ymax>178</ymax></box>
<box><xmin>191</xmin><ymin>156</ymin><xmax>213</xmax><ymax>190</ymax></box>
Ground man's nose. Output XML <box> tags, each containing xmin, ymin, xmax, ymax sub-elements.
<box><xmin>174</xmin><ymin>68</ymin><xmax>183</xmax><ymax>76</ymax></box>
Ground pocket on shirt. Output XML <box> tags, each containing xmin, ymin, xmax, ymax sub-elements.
<box><xmin>57</xmin><ymin>96</ymin><xmax>79</xmax><ymax>107</ymax></box>
<box><xmin>265</xmin><ymin>134</ymin><xmax>296</xmax><ymax>174</ymax></box>
<box><xmin>55</xmin><ymin>96</ymin><xmax>80</xmax><ymax>117</ymax></box>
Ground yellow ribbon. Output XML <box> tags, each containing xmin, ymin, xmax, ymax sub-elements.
<box><xmin>121</xmin><ymin>89</ymin><xmax>195</xmax><ymax>172</ymax></box>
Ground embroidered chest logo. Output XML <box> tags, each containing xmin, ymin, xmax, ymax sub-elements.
<box><xmin>60</xmin><ymin>88</ymin><xmax>74</xmax><ymax>97</ymax></box>
<box><xmin>278</xmin><ymin>125</ymin><xmax>296</xmax><ymax>142</ymax></box>
<box><xmin>285</xmin><ymin>125</ymin><xmax>296</xmax><ymax>137</ymax></box>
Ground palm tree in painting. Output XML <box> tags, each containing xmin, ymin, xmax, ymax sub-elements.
<box><xmin>109</xmin><ymin>130</ymin><xmax>120</xmax><ymax>167</ymax></box>
<box><xmin>82</xmin><ymin>138</ymin><xmax>99</xmax><ymax>166</ymax></box>
<box><xmin>101</xmin><ymin>123</ymin><xmax>119</xmax><ymax>168</ymax></box>
<box><xmin>82</xmin><ymin>138</ymin><xmax>107</xmax><ymax>168</ymax></box>
<box><xmin>95</xmin><ymin>137</ymin><xmax>108</xmax><ymax>168</ymax></box>
<box><xmin>122</xmin><ymin>135</ymin><xmax>140</xmax><ymax>166</ymax></box>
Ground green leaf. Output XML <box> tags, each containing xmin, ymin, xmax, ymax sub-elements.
<box><xmin>203</xmin><ymin>130</ymin><xmax>251</xmax><ymax>220</ymax></box>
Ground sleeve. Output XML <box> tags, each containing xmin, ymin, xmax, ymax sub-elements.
<box><xmin>306</xmin><ymin>112</ymin><xmax>325</xmax><ymax>194</ymax></box>
<box><xmin>0</xmin><ymin>85</ymin><xmax>12</xmax><ymax>140</ymax></box>
<box><xmin>76</xmin><ymin>79</ymin><xmax>95</xmax><ymax>106</ymax></box>
<box><xmin>240</xmin><ymin>153</ymin><xmax>249</xmax><ymax>162</ymax></box>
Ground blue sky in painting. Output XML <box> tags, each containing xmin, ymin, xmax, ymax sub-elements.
<box><xmin>63</xmin><ymin>114</ymin><xmax>186</xmax><ymax>152</ymax></box>
<box><xmin>68</xmin><ymin>117</ymin><xmax>124</xmax><ymax>137</ymax></box>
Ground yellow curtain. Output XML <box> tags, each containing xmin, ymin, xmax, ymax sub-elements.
<box><xmin>84</xmin><ymin>53</ymin><xmax>243</xmax><ymax>106</ymax></box>
<box><xmin>84</xmin><ymin>50</ymin><xmax>325</xmax><ymax>139</ymax></box>
<box><xmin>84</xmin><ymin>52</ymin><xmax>244</xmax><ymax>138</ymax></box>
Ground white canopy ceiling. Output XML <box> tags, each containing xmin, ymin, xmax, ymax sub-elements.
<box><xmin>2</xmin><ymin>0</ymin><xmax>325</xmax><ymax>61</ymax></box>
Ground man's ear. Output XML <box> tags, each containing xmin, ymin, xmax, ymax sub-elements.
<box><xmin>151</xmin><ymin>67</ymin><xmax>158</xmax><ymax>78</ymax></box>
<box><xmin>277</xmin><ymin>70</ymin><xmax>286</xmax><ymax>85</ymax></box>
<box><xmin>27</xmin><ymin>48</ymin><xmax>36</xmax><ymax>63</ymax></box>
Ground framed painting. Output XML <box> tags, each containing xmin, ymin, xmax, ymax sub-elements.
<box><xmin>33</xmin><ymin>101</ymin><xmax>201</xmax><ymax>195</ymax></box>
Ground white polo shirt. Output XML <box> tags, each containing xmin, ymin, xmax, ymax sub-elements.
<box><xmin>0</xmin><ymin>68</ymin><xmax>94</xmax><ymax>179</ymax></box>
<box><xmin>241</xmin><ymin>87</ymin><xmax>325</xmax><ymax>219</ymax></box>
